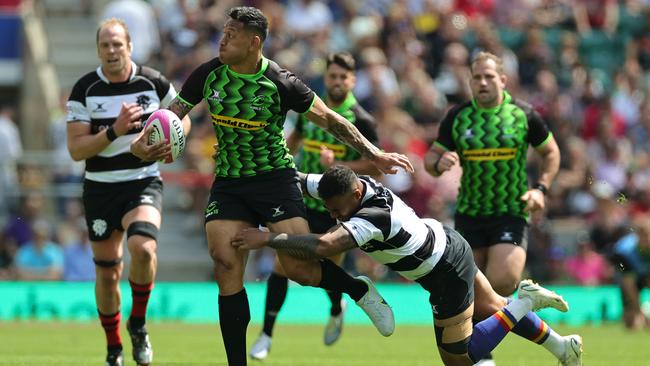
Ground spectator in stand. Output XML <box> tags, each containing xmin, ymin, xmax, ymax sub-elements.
<box><xmin>63</xmin><ymin>220</ymin><xmax>96</xmax><ymax>282</ymax></box>
<box><xmin>2</xmin><ymin>192</ymin><xmax>45</xmax><ymax>249</ymax></box>
<box><xmin>564</xmin><ymin>236</ymin><xmax>612</xmax><ymax>285</ymax></box>
<box><xmin>573</xmin><ymin>0</ymin><xmax>619</xmax><ymax>35</ymax></box>
<box><xmin>15</xmin><ymin>219</ymin><xmax>64</xmax><ymax>281</ymax></box>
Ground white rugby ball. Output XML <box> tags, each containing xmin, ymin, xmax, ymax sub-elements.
<box><xmin>144</xmin><ymin>109</ymin><xmax>186</xmax><ymax>163</ymax></box>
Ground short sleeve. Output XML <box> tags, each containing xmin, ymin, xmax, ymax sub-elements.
<box><xmin>434</xmin><ymin>104</ymin><xmax>464</xmax><ymax>151</ymax></box>
<box><xmin>275</xmin><ymin>68</ymin><xmax>315</xmax><ymax>114</ymax></box>
<box><xmin>527</xmin><ymin>109</ymin><xmax>552</xmax><ymax>147</ymax></box>
<box><xmin>153</xmin><ymin>73</ymin><xmax>175</xmax><ymax>107</ymax></box>
<box><xmin>341</xmin><ymin>217</ymin><xmax>383</xmax><ymax>247</ymax></box>
<box><xmin>178</xmin><ymin>58</ymin><xmax>222</xmax><ymax>106</ymax></box>
<box><xmin>305</xmin><ymin>173</ymin><xmax>322</xmax><ymax>199</ymax></box>
<box><xmin>66</xmin><ymin>80</ymin><xmax>90</xmax><ymax>123</ymax></box>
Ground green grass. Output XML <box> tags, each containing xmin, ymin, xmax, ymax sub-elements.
<box><xmin>0</xmin><ymin>322</ymin><xmax>648</xmax><ymax>365</ymax></box>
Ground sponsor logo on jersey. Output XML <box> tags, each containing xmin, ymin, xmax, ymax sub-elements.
<box><xmin>211</xmin><ymin>114</ymin><xmax>268</xmax><ymax>131</ymax></box>
<box><xmin>463</xmin><ymin>148</ymin><xmax>516</xmax><ymax>161</ymax></box>
<box><xmin>303</xmin><ymin>139</ymin><xmax>346</xmax><ymax>158</ymax></box>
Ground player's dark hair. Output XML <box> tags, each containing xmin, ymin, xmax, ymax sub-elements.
<box><xmin>228</xmin><ymin>6</ymin><xmax>269</xmax><ymax>41</ymax></box>
<box><xmin>326</xmin><ymin>52</ymin><xmax>356</xmax><ymax>71</ymax></box>
<box><xmin>318</xmin><ymin>165</ymin><xmax>358</xmax><ymax>200</ymax></box>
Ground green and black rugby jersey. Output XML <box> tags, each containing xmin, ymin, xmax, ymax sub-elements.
<box><xmin>177</xmin><ymin>57</ymin><xmax>315</xmax><ymax>178</ymax></box>
<box><xmin>434</xmin><ymin>91</ymin><xmax>552</xmax><ymax>218</ymax></box>
<box><xmin>294</xmin><ymin>92</ymin><xmax>378</xmax><ymax>212</ymax></box>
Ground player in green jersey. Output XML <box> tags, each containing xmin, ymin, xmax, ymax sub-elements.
<box><xmin>143</xmin><ymin>7</ymin><xmax>412</xmax><ymax>365</ymax></box>
<box><xmin>424</xmin><ymin>52</ymin><xmax>561</xmax><ymax>366</ymax></box>
<box><xmin>249</xmin><ymin>52</ymin><xmax>381</xmax><ymax>359</ymax></box>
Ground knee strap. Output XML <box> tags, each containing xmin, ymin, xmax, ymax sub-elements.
<box><xmin>435</xmin><ymin>324</ymin><xmax>471</xmax><ymax>355</ymax></box>
<box><xmin>93</xmin><ymin>257</ymin><xmax>123</xmax><ymax>268</ymax></box>
<box><xmin>126</xmin><ymin>221</ymin><xmax>158</xmax><ymax>240</ymax></box>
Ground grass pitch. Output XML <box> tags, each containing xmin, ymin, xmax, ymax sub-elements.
<box><xmin>0</xmin><ymin>322</ymin><xmax>648</xmax><ymax>365</ymax></box>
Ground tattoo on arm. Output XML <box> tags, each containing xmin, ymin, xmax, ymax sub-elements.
<box><xmin>267</xmin><ymin>225</ymin><xmax>356</xmax><ymax>260</ymax></box>
<box><xmin>167</xmin><ymin>97</ymin><xmax>194</xmax><ymax>119</ymax></box>
<box><xmin>326</xmin><ymin>114</ymin><xmax>380</xmax><ymax>160</ymax></box>
<box><xmin>268</xmin><ymin>233</ymin><xmax>323</xmax><ymax>260</ymax></box>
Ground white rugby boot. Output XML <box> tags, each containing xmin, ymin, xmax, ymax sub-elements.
<box><xmin>517</xmin><ymin>279</ymin><xmax>569</xmax><ymax>312</ymax></box>
<box><xmin>558</xmin><ymin>334</ymin><xmax>583</xmax><ymax>366</ymax></box>
<box><xmin>249</xmin><ymin>332</ymin><xmax>272</xmax><ymax>360</ymax></box>
<box><xmin>355</xmin><ymin>276</ymin><xmax>395</xmax><ymax>336</ymax></box>
<box><xmin>324</xmin><ymin>299</ymin><xmax>347</xmax><ymax>346</ymax></box>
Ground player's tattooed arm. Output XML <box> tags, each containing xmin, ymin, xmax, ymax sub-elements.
<box><xmin>268</xmin><ymin>225</ymin><xmax>357</xmax><ymax>260</ymax></box>
<box><xmin>167</xmin><ymin>97</ymin><xmax>194</xmax><ymax>120</ymax></box>
<box><xmin>231</xmin><ymin>225</ymin><xmax>356</xmax><ymax>259</ymax></box>
<box><xmin>305</xmin><ymin>96</ymin><xmax>381</xmax><ymax>160</ymax></box>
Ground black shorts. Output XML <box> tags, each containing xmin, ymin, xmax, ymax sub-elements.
<box><xmin>416</xmin><ymin>226</ymin><xmax>478</xmax><ymax>320</ymax></box>
<box><xmin>82</xmin><ymin>177</ymin><xmax>163</xmax><ymax>241</ymax></box>
<box><xmin>205</xmin><ymin>168</ymin><xmax>306</xmax><ymax>226</ymax></box>
<box><xmin>454</xmin><ymin>213</ymin><xmax>528</xmax><ymax>250</ymax></box>
<box><xmin>306</xmin><ymin>208</ymin><xmax>336</xmax><ymax>234</ymax></box>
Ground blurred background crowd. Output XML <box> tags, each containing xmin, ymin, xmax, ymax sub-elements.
<box><xmin>1</xmin><ymin>0</ymin><xmax>650</xmax><ymax>293</ymax></box>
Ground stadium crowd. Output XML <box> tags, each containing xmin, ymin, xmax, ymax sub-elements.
<box><xmin>1</xmin><ymin>0</ymin><xmax>649</xmax><ymax>312</ymax></box>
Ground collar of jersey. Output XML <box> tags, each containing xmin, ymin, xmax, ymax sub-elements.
<box><xmin>471</xmin><ymin>91</ymin><xmax>511</xmax><ymax>113</ymax></box>
<box><xmin>226</xmin><ymin>57</ymin><xmax>269</xmax><ymax>79</ymax></box>
<box><xmin>327</xmin><ymin>92</ymin><xmax>356</xmax><ymax>114</ymax></box>
<box><xmin>96</xmin><ymin>61</ymin><xmax>137</xmax><ymax>84</ymax></box>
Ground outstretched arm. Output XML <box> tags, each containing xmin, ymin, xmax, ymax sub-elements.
<box><xmin>231</xmin><ymin>225</ymin><xmax>357</xmax><ymax>260</ymax></box>
<box><xmin>304</xmin><ymin>96</ymin><xmax>413</xmax><ymax>174</ymax></box>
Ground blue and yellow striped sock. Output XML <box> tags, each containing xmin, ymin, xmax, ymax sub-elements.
<box><xmin>468</xmin><ymin>308</ymin><xmax>518</xmax><ymax>362</ymax></box>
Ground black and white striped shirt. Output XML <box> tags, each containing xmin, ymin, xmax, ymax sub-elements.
<box><xmin>66</xmin><ymin>62</ymin><xmax>176</xmax><ymax>182</ymax></box>
<box><xmin>305</xmin><ymin>175</ymin><xmax>446</xmax><ymax>280</ymax></box>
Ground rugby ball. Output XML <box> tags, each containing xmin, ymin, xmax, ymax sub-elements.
<box><xmin>144</xmin><ymin>109</ymin><xmax>186</xmax><ymax>163</ymax></box>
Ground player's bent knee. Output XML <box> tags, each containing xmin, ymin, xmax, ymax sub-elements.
<box><xmin>126</xmin><ymin>221</ymin><xmax>158</xmax><ymax>241</ymax></box>
<box><xmin>283</xmin><ymin>267</ymin><xmax>318</xmax><ymax>286</ymax></box>
<box><xmin>491</xmin><ymin>277</ymin><xmax>520</xmax><ymax>297</ymax></box>
<box><xmin>94</xmin><ymin>257</ymin><xmax>123</xmax><ymax>283</ymax></box>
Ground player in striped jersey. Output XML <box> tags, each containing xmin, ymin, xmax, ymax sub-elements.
<box><xmin>163</xmin><ymin>7</ymin><xmax>411</xmax><ymax>365</ymax></box>
<box><xmin>232</xmin><ymin>166</ymin><xmax>583</xmax><ymax>366</ymax></box>
<box><xmin>250</xmin><ymin>52</ymin><xmax>381</xmax><ymax>359</ymax></box>
<box><xmin>425</xmin><ymin>51</ymin><xmax>561</xmax><ymax>365</ymax></box>
<box><xmin>66</xmin><ymin>18</ymin><xmax>190</xmax><ymax>366</ymax></box>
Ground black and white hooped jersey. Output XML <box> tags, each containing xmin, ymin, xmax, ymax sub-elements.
<box><xmin>66</xmin><ymin>62</ymin><xmax>176</xmax><ymax>183</ymax></box>
<box><xmin>305</xmin><ymin>175</ymin><xmax>446</xmax><ymax>280</ymax></box>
